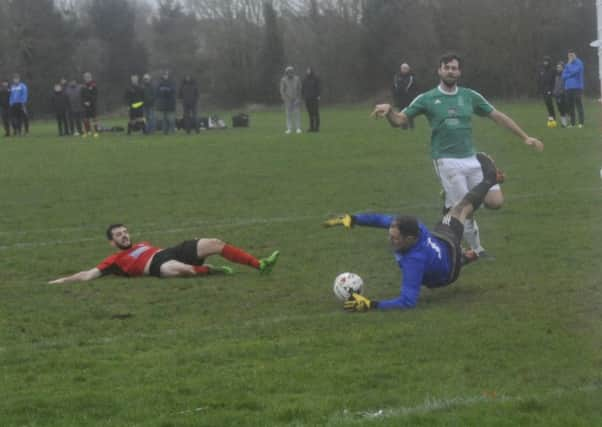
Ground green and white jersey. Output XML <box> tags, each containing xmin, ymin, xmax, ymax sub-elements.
<box><xmin>403</xmin><ymin>85</ymin><xmax>495</xmax><ymax>159</ymax></box>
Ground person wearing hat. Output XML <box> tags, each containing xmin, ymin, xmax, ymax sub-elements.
<box><xmin>537</xmin><ymin>56</ymin><xmax>557</xmax><ymax>128</ymax></box>
<box><xmin>279</xmin><ymin>65</ymin><xmax>302</xmax><ymax>134</ymax></box>
<box><xmin>51</xmin><ymin>82</ymin><xmax>70</xmax><ymax>136</ymax></box>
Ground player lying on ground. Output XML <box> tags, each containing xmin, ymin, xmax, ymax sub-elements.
<box><xmin>323</xmin><ymin>153</ymin><xmax>501</xmax><ymax>312</ymax></box>
<box><xmin>48</xmin><ymin>224</ymin><xmax>279</xmax><ymax>284</ymax></box>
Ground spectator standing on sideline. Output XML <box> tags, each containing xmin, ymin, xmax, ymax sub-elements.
<box><xmin>538</xmin><ymin>56</ymin><xmax>557</xmax><ymax>127</ymax></box>
<box><xmin>392</xmin><ymin>63</ymin><xmax>418</xmax><ymax>129</ymax></box>
<box><xmin>81</xmin><ymin>72</ymin><xmax>99</xmax><ymax>137</ymax></box>
<box><xmin>65</xmin><ymin>79</ymin><xmax>84</xmax><ymax>136</ymax></box>
<box><xmin>302</xmin><ymin>67</ymin><xmax>321</xmax><ymax>132</ymax></box>
<box><xmin>156</xmin><ymin>71</ymin><xmax>176</xmax><ymax>135</ymax></box>
<box><xmin>51</xmin><ymin>83</ymin><xmax>70</xmax><ymax>136</ymax></box>
<box><xmin>553</xmin><ymin>61</ymin><xmax>568</xmax><ymax>128</ymax></box>
<box><xmin>0</xmin><ymin>80</ymin><xmax>10</xmax><ymax>137</ymax></box>
<box><xmin>280</xmin><ymin>66</ymin><xmax>302</xmax><ymax>134</ymax></box>
<box><xmin>179</xmin><ymin>75</ymin><xmax>200</xmax><ymax>134</ymax></box>
<box><xmin>562</xmin><ymin>49</ymin><xmax>585</xmax><ymax>128</ymax></box>
<box><xmin>125</xmin><ymin>74</ymin><xmax>146</xmax><ymax>135</ymax></box>
<box><xmin>142</xmin><ymin>73</ymin><xmax>155</xmax><ymax>133</ymax></box>
<box><xmin>9</xmin><ymin>73</ymin><xmax>28</xmax><ymax>136</ymax></box>
<box><xmin>58</xmin><ymin>78</ymin><xmax>71</xmax><ymax>131</ymax></box>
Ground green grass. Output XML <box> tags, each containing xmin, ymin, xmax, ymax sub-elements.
<box><xmin>1</xmin><ymin>101</ymin><xmax>601</xmax><ymax>426</ymax></box>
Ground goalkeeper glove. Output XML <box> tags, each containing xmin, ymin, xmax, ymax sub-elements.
<box><xmin>343</xmin><ymin>293</ymin><xmax>376</xmax><ymax>312</ymax></box>
<box><xmin>323</xmin><ymin>214</ymin><xmax>354</xmax><ymax>229</ymax></box>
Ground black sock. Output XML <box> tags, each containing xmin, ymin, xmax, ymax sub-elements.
<box><xmin>464</xmin><ymin>180</ymin><xmax>494</xmax><ymax>211</ymax></box>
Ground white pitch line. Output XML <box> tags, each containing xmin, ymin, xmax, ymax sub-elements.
<box><xmin>328</xmin><ymin>383</ymin><xmax>602</xmax><ymax>425</ymax></box>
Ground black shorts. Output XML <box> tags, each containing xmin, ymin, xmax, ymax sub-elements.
<box><xmin>129</xmin><ymin>108</ymin><xmax>144</xmax><ymax>120</ymax></box>
<box><xmin>84</xmin><ymin>106</ymin><xmax>96</xmax><ymax>119</ymax></box>
<box><xmin>149</xmin><ymin>239</ymin><xmax>204</xmax><ymax>277</ymax></box>
<box><xmin>430</xmin><ymin>214</ymin><xmax>464</xmax><ymax>286</ymax></box>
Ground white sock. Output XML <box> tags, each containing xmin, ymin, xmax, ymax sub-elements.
<box><xmin>463</xmin><ymin>218</ymin><xmax>484</xmax><ymax>253</ymax></box>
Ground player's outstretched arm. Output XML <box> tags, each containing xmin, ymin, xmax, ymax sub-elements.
<box><xmin>488</xmin><ymin>110</ymin><xmax>544</xmax><ymax>152</ymax></box>
<box><xmin>371</xmin><ymin>103</ymin><xmax>408</xmax><ymax>128</ymax></box>
<box><xmin>323</xmin><ymin>213</ymin><xmax>394</xmax><ymax>229</ymax></box>
<box><xmin>48</xmin><ymin>268</ymin><xmax>102</xmax><ymax>284</ymax></box>
<box><xmin>322</xmin><ymin>214</ymin><xmax>354</xmax><ymax>229</ymax></box>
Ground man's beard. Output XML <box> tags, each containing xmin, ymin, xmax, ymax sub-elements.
<box><xmin>115</xmin><ymin>241</ymin><xmax>132</xmax><ymax>250</ymax></box>
<box><xmin>441</xmin><ymin>76</ymin><xmax>457</xmax><ymax>88</ymax></box>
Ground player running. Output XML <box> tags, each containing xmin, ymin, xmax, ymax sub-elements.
<box><xmin>372</xmin><ymin>53</ymin><xmax>544</xmax><ymax>259</ymax></box>
<box><xmin>48</xmin><ymin>224</ymin><xmax>279</xmax><ymax>284</ymax></box>
<box><xmin>323</xmin><ymin>153</ymin><xmax>501</xmax><ymax>312</ymax></box>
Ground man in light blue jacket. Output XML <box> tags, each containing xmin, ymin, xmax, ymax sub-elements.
<box><xmin>9</xmin><ymin>73</ymin><xmax>28</xmax><ymax>136</ymax></box>
<box><xmin>562</xmin><ymin>49</ymin><xmax>584</xmax><ymax>128</ymax></box>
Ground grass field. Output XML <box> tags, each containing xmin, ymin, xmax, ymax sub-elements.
<box><xmin>1</xmin><ymin>101</ymin><xmax>601</xmax><ymax>426</ymax></box>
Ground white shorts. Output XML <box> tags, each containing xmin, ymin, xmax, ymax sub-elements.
<box><xmin>434</xmin><ymin>156</ymin><xmax>501</xmax><ymax>208</ymax></box>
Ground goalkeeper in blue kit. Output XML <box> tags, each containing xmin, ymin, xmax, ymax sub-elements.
<box><xmin>323</xmin><ymin>153</ymin><xmax>502</xmax><ymax>312</ymax></box>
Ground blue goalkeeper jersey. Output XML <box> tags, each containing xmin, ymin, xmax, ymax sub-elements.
<box><xmin>353</xmin><ymin>213</ymin><xmax>453</xmax><ymax>309</ymax></box>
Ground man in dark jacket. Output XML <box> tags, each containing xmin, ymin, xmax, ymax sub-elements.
<box><xmin>179</xmin><ymin>75</ymin><xmax>199</xmax><ymax>134</ymax></box>
<box><xmin>124</xmin><ymin>74</ymin><xmax>146</xmax><ymax>135</ymax></box>
<box><xmin>156</xmin><ymin>71</ymin><xmax>176</xmax><ymax>134</ymax></box>
<box><xmin>65</xmin><ymin>80</ymin><xmax>84</xmax><ymax>136</ymax></box>
<box><xmin>392</xmin><ymin>63</ymin><xmax>418</xmax><ymax>129</ymax></box>
<box><xmin>0</xmin><ymin>80</ymin><xmax>10</xmax><ymax>136</ymax></box>
<box><xmin>301</xmin><ymin>67</ymin><xmax>321</xmax><ymax>132</ymax></box>
<box><xmin>81</xmin><ymin>72</ymin><xmax>99</xmax><ymax>137</ymax></box>
<box><xmin>51</xmin><ymin>83</ymin><xmax>70</xmax><ymax>136</ymax></box>
<box><xmin>142</xmin><ymin>73</ymin><xmax>155</xmax><ymax>133</ymax></box>
<box><xmin>537</xmin><ymin>56</ymin><xmax>557</xmax><ymax>127</ymax></box>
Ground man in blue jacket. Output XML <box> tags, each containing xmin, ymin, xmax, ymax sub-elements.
<box><xmin>562</xmin><ymin>49</ymin><xmax>584</xmax><ymax>128</ymax></box>
<box><xmin>323</xmin><ymin>152</ymin><xmax>502</xmax><ymax>312</ymax></box>
<box><xmin>9</xmin><ymin>73</ymin><xmax>28</xmax><ymax>136</ymax></box>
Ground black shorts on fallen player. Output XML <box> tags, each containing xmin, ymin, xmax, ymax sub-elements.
<box><xmin>149</xmin><ymin>239</ymin><xmax>204</xmax><ymax>277</ymax></box>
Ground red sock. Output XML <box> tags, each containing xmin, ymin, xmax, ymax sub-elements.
<box><xmin>193</xmin><ymin>265</ymin><xmax>210</xmax><ymax>275</ymax></box>
<box><xmin>221</xmin><ymin>244</ymin><xmax>260</xmax><ymax>269</ymax></box>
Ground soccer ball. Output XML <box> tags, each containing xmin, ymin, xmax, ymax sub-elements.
<box><xmin>333</xmin><ymin>272</ymin><xmax>364</xmax><ymax>301</ymax></box>
<box><xmin>547</xmin><ymin>119</ymin><xmax>557</xmax><ymax>128</ymax></box>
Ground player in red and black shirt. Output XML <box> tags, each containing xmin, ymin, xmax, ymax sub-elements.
<box><xmin>48</xmin><ymin>224</ymin><xmax>279</xmax><ymax>284</ymax></box>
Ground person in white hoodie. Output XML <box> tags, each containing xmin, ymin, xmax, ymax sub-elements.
<box><xmin>279</xmin><ymin>65</ymin><xmax>302</xmax><ymax>134</ymax></box>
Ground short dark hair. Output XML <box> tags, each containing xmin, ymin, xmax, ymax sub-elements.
<box><xmin>568</xmin><ymin>49</ymin><xmax>576</xmax><ymax>54</ymax></box>
<box><xmin>439</xmin><ymin>52</ymin><xmax>462</xmax><ymax>69</ymax></box>
<box><xmin>392</xmin><ymin>215</ymin><xmax>420</xmax><ymax>237</ymax></box>
<box><xmin>106</xmin><ymin>224</ymin><xmax>125</xmax><ymax>240</ymax></box>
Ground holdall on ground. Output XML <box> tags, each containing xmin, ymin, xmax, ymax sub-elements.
<box><xmin>232</xmin><ymin>113</ymin><xmax>249</xmax><ymax>127</ymax></box>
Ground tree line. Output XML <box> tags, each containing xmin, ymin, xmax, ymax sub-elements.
<box><xmin>0</xmin><ymin>0</ymin><xmax>595</xmax><ymax>116</ymax></box>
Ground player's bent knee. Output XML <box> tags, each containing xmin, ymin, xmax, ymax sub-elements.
<box><xmin>196</xmin><ymin>238</ymin><xmax>225</xmax><ymax>257</ymax></box>
<box><xmin>484</xmin><ymin>190</ymin><xmax>504</xmax><ymax>209</ymax></box>
<box><xmin>484</xmin><ymin>199</ymin><xmax>504</xmax><ymax>209</ymax></box>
